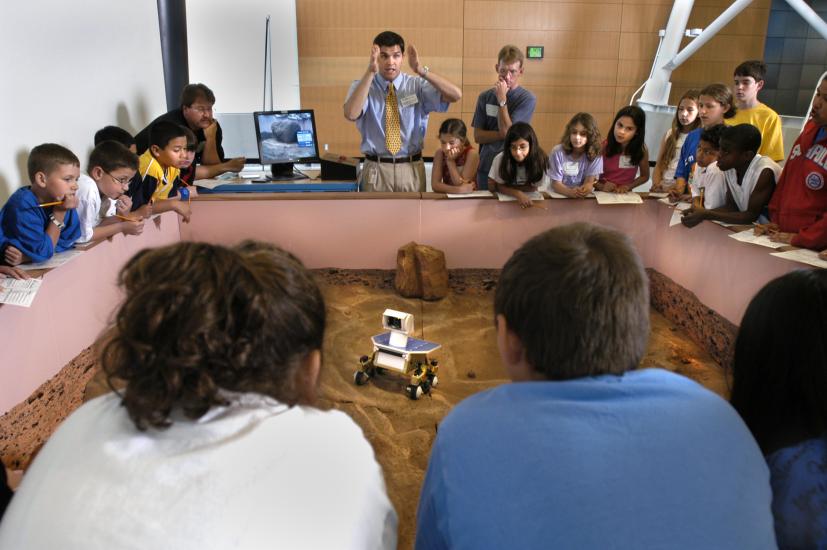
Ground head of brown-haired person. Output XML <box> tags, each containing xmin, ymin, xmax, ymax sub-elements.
<box><xmin>101</xmin><ymin>240</ymin><xmax>325</xmax><ymax>430</ymax></box>
<box><xmin>494</xmin><ymin>222</ymin><xmax>649</xmax><ymax>381</ymax></box>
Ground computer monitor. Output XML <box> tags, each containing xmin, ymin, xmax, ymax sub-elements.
<box><xmin>253</xmin><ymin>110</ymin><xmax>320</xmax><ymax>180</ymax></box>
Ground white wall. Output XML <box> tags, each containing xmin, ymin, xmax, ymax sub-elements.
<box><xmin>187</xmin><ymin>0</ymin><xmax>300</xmax><ymax>114</ymax></box>
<box><xmin>0</xmin><ymin>2</ymin><xmax>167</xmax><ymax>204</ymax></box>
<box><xmin>0</xmin><ymin>1</ymin><xmax>300</xmax><ymax>205</ymax></box>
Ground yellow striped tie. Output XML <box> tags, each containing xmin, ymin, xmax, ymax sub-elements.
<box><xmin>385</xmin><ymin>83</ymin><xmax>402</xmax><ymax>155</ymax></box>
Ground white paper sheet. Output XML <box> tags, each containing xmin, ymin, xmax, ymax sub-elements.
<box><xmin>648</xmin><ymin>192</ymin><xmax>670</xmax><ymax>198</ymax></box>
<box><xmin>727</xmin><ymin>230</ymin><xmax>788</xmax><ymax>249</ymax></box>
<box><xmin>770</xmin><ymin>248</ymin><xmax>827</xmax><ymax>269</ymax></box>
<box><xmin>497</xmin><ymin>191</ymin><xmax>544</xmax><ymax>202</ymax></box>
<box><xmin>669</xmin><ymin>202</ymin><xmax>692</xmax><ymax>227</ymax></box>
<box><xmin>548</xmin><ymin>191</ymin><xmax>595</xmax><ymax>199</ymax></box>
<box><xmin>446</xmin><ymin>191</ymin><xmax>495</xmax><ymax>199</ymax></box>
<box><xmin>593</xmin><ymin>191</ymin><xmax>643</xmax><ymax>205</ymax></box>
<box><xmin>18</xmin><ymin>249</ymin><xmax>84</xmax><ymax>271</ymax></box>
<box><xmin>0</xmin><ymin>277</ymin><xmax>43</xmax><ymax>307</ymax></box>
<box><xmin>711</xmin><ymin>220</ymin><xmax>741</xmax><ymax>228</ymax></box>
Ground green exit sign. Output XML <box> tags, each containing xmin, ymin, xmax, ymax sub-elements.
<box><xmin>526</xmin><ymin>46</ymin><xmax>544</xmax><ymax>59</ymax></box>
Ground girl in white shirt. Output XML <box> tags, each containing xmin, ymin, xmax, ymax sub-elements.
<box><xmin>0</xmin><ymin>241</ymin><xmax>397</xmax><ymax>550</ymax></box>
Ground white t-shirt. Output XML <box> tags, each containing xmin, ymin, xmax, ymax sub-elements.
<box><xmin>488</xmin><ymin>152</ymin><xmax>528</xmax><ymax>186</ymax></box>
<box><xmin>0</xmin><ymin>392</ymin><xmax>397</xmax><ymax>550</ymax></box>
<box><xmin>75</xmin><ymin>173</ymin><xmax>116</xmax><ymax>243</ymax></box>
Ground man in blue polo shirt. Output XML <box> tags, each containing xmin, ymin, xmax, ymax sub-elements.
<box><xmin>344</xmin><ymin>31</ymin><xmax>461</xmax><ymax>192</ymax></box>
<box><xmin>472</xmin><ymin>45</ymin><xmax>536</xmax><ymax>190</ymax></box>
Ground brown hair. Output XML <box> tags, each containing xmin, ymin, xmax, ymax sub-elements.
<box><xmin>88</xmin><ymin>141</ymin><xmax>139</xmax><ymax>173</ymax></box>
<box><xmin>180</xmin><ymin>83</ymin><xmax>216</xmax><ymax>107</ymax></box>
<box><xmin>700</xmin><ymin>83</ymin><xmax>737</xmax><ymax>119</ymax></box>
<box><xmin>560</xmin><ymin>112</ymin><xmax>602</xmax><ymax>161</ymax></box>
<box><xmin>27</xmin><ymin>143</ymin><xmax>79</xmax><ymax>182</ymax></box>
<box><xmin>101</xmin><ymin>241</ymin><xmax>325</xmax><ymax>431</ymax></box>
<box><xmin>494</xmin><ymin>222</ymin><xmax>649</xmax><ymax>380</ymax></box>
<box><xmin>438</xmin><ymin>118</ymin><xmax>471</xmax><ymax>147</ymax></box>
<box><xmin>497</xmin><ymin>44</ymin><xmax>524</xmax><ymax>67</ymax></box>
<box><xmin>657</xmin><ymin>89</ymin><xmax>701</xmax><ymax>168</ymax></box>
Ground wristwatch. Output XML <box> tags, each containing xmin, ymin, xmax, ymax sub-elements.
<box><xmin>48</xmin><ymin>213</ymin><xmax>65</xmax><ymax>230</ymax></box>
<box><xmin>499</xmin><ymin>99</ymin><xmax>507</xmax><ymax>107</ymax></box>
<box><xmin>421</xmin><ymin>65</ymin><xmax>430</xmax><ymax>77</ymax></box>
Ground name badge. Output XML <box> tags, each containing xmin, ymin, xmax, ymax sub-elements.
<box><xmin>400</xmin><ymin>94</ymin><xmax>418</xmax><ymax>108</ymax></box>
<box><xmin>485</xmin><ymin>104</ymin><xmax>500</xmax><ymax>117</ymax></box>
<box><xmin>563</xmin><ymin>161</ymin><xmax>580</xmax><ymax>177</ymax></box>
<box><xmin>619</xmin><ymin>155</ymin><xmax>634</xmax><ymax>169</ymax></box>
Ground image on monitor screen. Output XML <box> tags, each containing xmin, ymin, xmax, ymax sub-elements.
<box><xmin>254</xmin><ymin>110</ymin><xmax>319</xmax><ymax>167</ymax></box>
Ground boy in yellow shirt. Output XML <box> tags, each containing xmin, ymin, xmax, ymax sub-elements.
<box><xmin>134</xmin><ymin>121</ymin><xmax>191</xmax><ymax>222</ymax></box>
<box><xmin>729</xmin><ymin>60</ymin><xmax>785</xmax><ymax>163</ymax></box>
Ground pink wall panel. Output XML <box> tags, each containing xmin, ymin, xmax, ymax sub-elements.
<box><xmin>0</xmin><ymin>196</ymin><xmax>807</xmax><ymax>414</ymax></box>
<box><xmin>0</xmin><ymin>214</ymin><xmax>181</xmax><ymax>413</ymax></box>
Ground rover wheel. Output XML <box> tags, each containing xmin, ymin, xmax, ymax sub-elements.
<box><xmin>406</xmin><ymin>384</ymin><xmax>423</xmax><ymax>400</ymax></box>
<box><xmin>354</xmin><ymin>371</ymin><xmax>370</xmax><ymax>386</ymax></box>
<box><xmin>430</xmin><ymin>359</ymin><xmax>439</xmax><ymax>367</ymax></box>
<box><xmin>429</xmin><ymin>375</ymin><xmax>439</xmax><ymax>388</ymax></box>
<box><xmin>359</xmin><ymin>355</ymin><xmax>370</xmax><ymax>365</ymax></box>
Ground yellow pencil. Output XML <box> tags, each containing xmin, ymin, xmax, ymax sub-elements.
<box><xmin>115</xmin><ymin>214</ymin><xmax>139</xmax><ymax>223</ymax></box>
<box><xmin>38</xmin><ymin>201</ymin><xmax>63</xmax><ymax>208</ymax></box>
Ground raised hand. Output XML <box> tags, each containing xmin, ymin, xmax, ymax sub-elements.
<box><xmin>368</xmin><ymin>44</ymin><xmax>379</xmax><ymax>74</ymax></box>
<box><xmin>408</xmin><ymin>43</ymin><xmax>422</xmax><ymax>75</ymax></box>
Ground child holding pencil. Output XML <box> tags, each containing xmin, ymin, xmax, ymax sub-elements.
<box><xmin>76</xmin><ymin>141</ymin><xmax>145</xmax><ymax>244</ymax></box>
<box><xmin>0</xmin><ymin>143</ymin><xmax>81</xmax><ymax>264</ymax></box>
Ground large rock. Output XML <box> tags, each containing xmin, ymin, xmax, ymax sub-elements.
<box><xmin>394</xmin><ymin>242</ymin><xmax>449</xmax><ymax>300</ymax></box>
<box><xmin>270</xmin><ymin>119</ymin><xmax>301</xmax><ymax>143</ymax></box>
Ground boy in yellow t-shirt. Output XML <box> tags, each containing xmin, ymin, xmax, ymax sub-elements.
<box><xmin>135</xmin><ymin>120</ymin><xmax>191</xmax><ymax>222</ymax></box>
<box><xmin>729</xmin><ymin>60</ymin><xmax>785</xmax><ymax>163</ymax></box>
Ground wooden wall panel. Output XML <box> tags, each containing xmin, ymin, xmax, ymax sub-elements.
<box><xmin>297</xmin><ymin>0</ymin><xmax>771</xmax><ymax>158</ymax></box>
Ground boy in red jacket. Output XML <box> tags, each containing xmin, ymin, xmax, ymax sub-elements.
<box><xmin>766</xmin><ymin>77</ymin><xmax>827</xmax><ymax>250</ymax></box>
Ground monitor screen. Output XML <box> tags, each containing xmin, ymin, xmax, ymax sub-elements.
<box><xmin>253</xmin><ymin>110</ymin><xmax>320</xmax><ymax>166</ymax></box>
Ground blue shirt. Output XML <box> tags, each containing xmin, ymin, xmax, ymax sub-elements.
<box><xmin>347</xmin><ymin>73</ymin><xmax>448</xmax><ymax>157</ymax></box>
<box><xmin>767</xmin><ymin>434</ymin><xmax>827</xmax><ymax>548</ymax></box>
<box><xmin>472</xmin><ymin>87</ymin><xmax>536</xmax><ymax>189</ymax></box>
<box><xmin>674</xmin><ymin>127</ymin><xmax>702</xmax><ymax>181</ymax></box>
<box><xmin>0</xmin><ymin>187</ymin><xmax>80</xmax><ymax>263</ymax></box>
<box><xmin>416</xmin><ymin>368</ymin><xmax>776</xmax><ymax>550</ymax></box>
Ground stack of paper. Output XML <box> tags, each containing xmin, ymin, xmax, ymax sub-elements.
<box><xmin>593</xmin><ymin>191</ymin><xmax>643</xmax><ymax>205</ymax></box>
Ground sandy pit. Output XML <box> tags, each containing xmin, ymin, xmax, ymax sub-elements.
<box><xmin>0</xmin><ymin>269</ymin><xmax>728</xmax><ymax>548</ymax></box>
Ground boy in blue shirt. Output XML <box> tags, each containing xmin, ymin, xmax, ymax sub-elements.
<box><xmin>416</xmin><ymin>222</ymin><xmax>777</xmax><ymax>550</ymax></box>
<box><xmin>0</xmin><ymin>144</ymin><xmax>81</xmax><ymax>264</ymax></box>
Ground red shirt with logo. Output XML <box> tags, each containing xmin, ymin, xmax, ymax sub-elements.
<box><xmin>769</xmin><ymin>121</ymin><xmax>827</xmax><ymax>250</ymax></box>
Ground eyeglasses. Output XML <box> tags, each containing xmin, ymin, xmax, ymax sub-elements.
<box><xmin>188</xmin><ymin>104</ymin><xmax>214</xmax><ymax>114</ymax></box>
<box><xmin>106</xmin><ymin>172</ymin><xmax>132</xmax><ymax>186</ymax></box>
